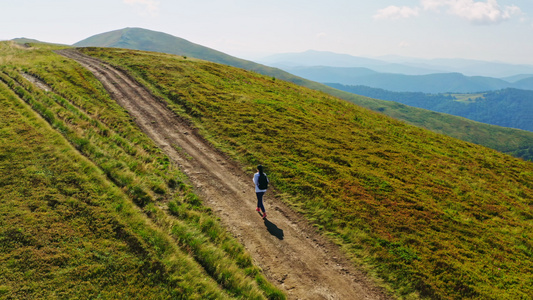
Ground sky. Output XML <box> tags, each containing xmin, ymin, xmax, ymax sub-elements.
<box><xmin>2</xmin><ymin>0</ymin><xmax>533</xmax><ymax>64</ymax></box>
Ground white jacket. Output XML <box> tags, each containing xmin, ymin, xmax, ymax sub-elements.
<box><xmin>253</xmin><ymin>172</ymin><xmax>269</xmax><ymax>193</ymax></box>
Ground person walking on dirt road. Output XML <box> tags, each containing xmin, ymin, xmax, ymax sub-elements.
<box><xmin>253</xmin><ymin>165</ymin><xmax>269</xmax><ymax>219</ymax></box>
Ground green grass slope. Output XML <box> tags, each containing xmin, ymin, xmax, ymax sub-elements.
<box><xmin>73</xmin><ymin>28</ymin><xmax>533</xmax><ymax>161</ymax></box>
<box><xmin>0</xmin><ymin>42</ymin><xmax>284</xmax><ymax>299</ymax></box>
<box><xmin>328</xmin><ymin>84</ymin><xmax>533</xmax><ymax>134</ymax></box>
<box><xmin>316</xmin><ymin>85</ymin><xmax>533</xmax><ymax>161</ymax></box>
<box><xmin>81</xmin><ymin>47</ymin><xmax>533</xmax><ymax>300</ymax></box>
<box><xmin>0</xmin><ymin>78</ymin><xmax>218</xmax><ymax>299</ymax></box>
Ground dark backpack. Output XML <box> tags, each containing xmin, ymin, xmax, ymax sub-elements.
<box><xmin>258</xmin><ymin>173</ymin><xmax>268</xmax><ymax>190</ymax></box>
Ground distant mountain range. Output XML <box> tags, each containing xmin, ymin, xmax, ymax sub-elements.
<box><xmin>74</xmin><ymin>29</ymin><xmax>533</xmax><ymax>93</ymax></box>
<box><xmin>258</xmin><ymin>50</ymin><xmax>439</xmax><ymax>75</ymax></box>
<box><xmin>67</xmin><ymin>27</ymin><xmax>533</xmax><ymax>160</ymax></box>
<box><xmin>259</xmin><ymin>50</ymin><xmax>533</xmax><ymax>93</ymax></box>
<box><xmin>259</xmin><ymin>50</ymin><xmax>533</xmax><ymax>78</ymax></box>
<box><xmin>327</xmin><ymin>84</ymin><xmax>533</xmax><ymax>132</ymax></box>
<box><xmin>278</xmin><ymin>66</ymin><xmax>533</xmax><ymax>93</ymax></box>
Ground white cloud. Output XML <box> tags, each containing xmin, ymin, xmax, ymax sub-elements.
<box><xmin>374</xmin><ymin>6</ymin><xmax>420</xmax><ymax>20</ymax></box>
<box><xmin>421</xmin><ymin>0</ymin><xmax>522</xmax><ymax>24</ymax></box>
<box><xmin>375</xmin><ymin>1</ymin><xmax>522</xmax><ymax>24</ymax></box>
<box><xmin>421</xmin><ymin>0</ymin><xmax>448</xmax><ymax>11</ymax></box>
<box><xmin>123</xmin><ymin>0</ymin><xmax>160</xmax><ymax>17</ymax></box>
<box><xmin>398</xmin><ymin>41</ymin><xmax>411</xmax><ymax>48</ymax></box>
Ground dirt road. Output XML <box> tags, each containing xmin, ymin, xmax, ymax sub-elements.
<box><xmin>57</xmin><ymin>49</ymin><xmax>391</xmax><ymax>300</ymax></box>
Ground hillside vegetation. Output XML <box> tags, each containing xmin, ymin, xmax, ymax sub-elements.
<box><xmin>0</xmin><ymin>42</ymin><xmax>283</xmax><ymax>299</ymax></box>
<box><xmin>327</xmin><ymin>84</ymin><xmax>533</xmax><ymax>159</ymax></box>
<box><xmin>80</xmin><ymin>47</ymin><xmax>533</xmax><ymax>300</ymax></box>
<box><xmin>329</xmin><ymin>84</ymin><xmax>533</xmax><ymax>132</ymax></box>
<box><xmin>73</xmin><ymin>28</ymin><xmax>533</xmax><ymax>161</ymax></box>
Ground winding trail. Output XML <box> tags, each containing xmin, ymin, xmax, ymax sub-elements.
<box><xmin>57</xmin><ymin>49</ymin><xmax>390</xmax><ymax>300</ymax></box>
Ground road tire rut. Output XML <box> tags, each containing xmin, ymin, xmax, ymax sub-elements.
<box><xmin>57</xmin><ymin>48</ymin><xmax>391</xmax><ymax>300</ymax></box>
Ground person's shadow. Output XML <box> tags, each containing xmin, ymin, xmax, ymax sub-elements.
<box><xmin>264</xmin><ymin>218</ymin><xmax>284</xmax><ymax>240</ymax></box>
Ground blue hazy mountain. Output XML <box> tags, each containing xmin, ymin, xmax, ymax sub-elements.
<box><xmin>259</xmin><ymin>51</ymin><xmax>533</xmax><ymax>93</ymax></box>
<box><xmin>328</xmin><ymin>83</ymin><xmax>533</xmax><ymax>133</ymax></box>
<box><xmin>281</xmin><ymin>66</ymin><xmax>527</xmax><ymax>93</ymax></box>
<box><xmin>259</xmin><ymin>50</ymin><xmax>441</xmax><ymax>75</ymax></box>
<box><xmin>260</xmin><ymin>50</ymin><xmax>533</xmax><ymax>77</ymax></box>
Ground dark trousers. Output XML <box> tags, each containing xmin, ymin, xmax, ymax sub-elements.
<box><xmin>256</xmin><ymin>192</ymin><xmax>265</xmax><ymax>213</ymax></box>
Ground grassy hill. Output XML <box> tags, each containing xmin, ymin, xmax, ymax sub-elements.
<box><xmin>79</xmin><ymin>47</ymin><xmax>533</xmax><ymax>299</ymax></box>
<box><xmin>74</xmin><ymin>27</ymin><xmax>264</xmax><ymax>72</ymax></box>
<box><xmin>2</xmin><ymin>41</ymin><xmax>533</xmax><ymax>299</ymax></box>
<box><xmin>327</xmin><ymin>84</ymin><xmax>533</xmax><ymax>158</ymax></box>
<box><xmin>0</xmin><ymin>42</ymin><xmax>283</xmax><ymax>299</ymax></box>
<box><xmin>73</xmin><ymin>28</ymin><xmax>533</xmax><ymax>161</ymax></box>
<box><xmin>312</xmin><ymin>84</ymin><xmax>533</xmax><ymax>161</ymax></box>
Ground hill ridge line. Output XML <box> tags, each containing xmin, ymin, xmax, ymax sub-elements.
<box><xmin>56</xmin><ymin>48</ymin><xmax>390</xmax><ymax>300</ymax></box>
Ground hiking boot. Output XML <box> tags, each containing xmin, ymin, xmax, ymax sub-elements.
<box><xmin>256</xmin><ymin>207</ymin><xmax>261</xmax><ymax>212</ymax></box>
<box><xmin>262</xmin><ymin>213</ymin><xmax>267</xmax><ymax>219</ymax></box>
